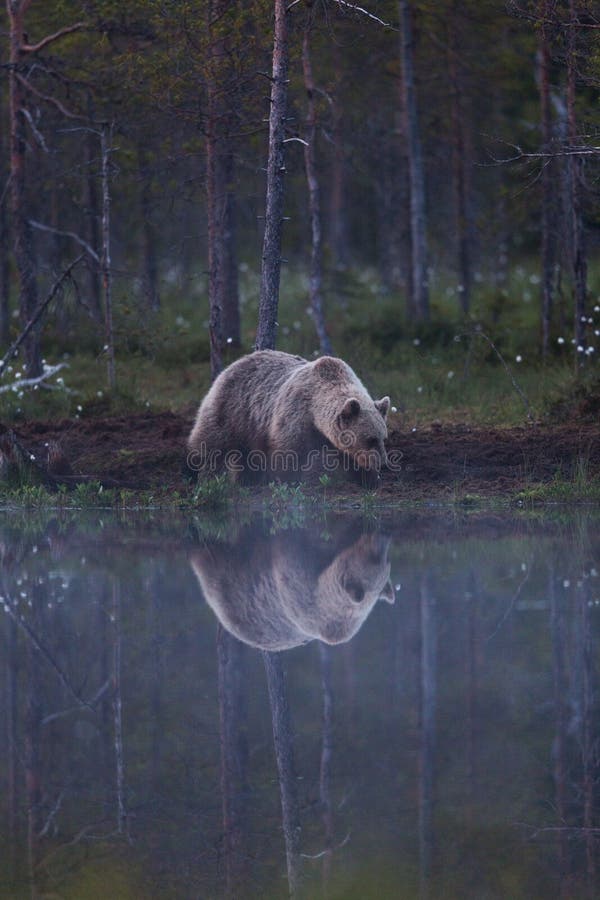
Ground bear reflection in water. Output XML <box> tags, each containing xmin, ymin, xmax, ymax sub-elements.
<box><xmin>190</xmin><ymin>525</ymin><xmax>395</xmax><ymax>651</ymax></box>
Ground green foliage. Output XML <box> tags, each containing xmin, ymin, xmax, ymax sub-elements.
<box><xmin>191</xmin><ymin>473</ymin><xmax>232</xmax><ymax>509</ymax></box>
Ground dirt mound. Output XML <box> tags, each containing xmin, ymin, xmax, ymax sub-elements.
<box><xmin>6</xmin><ymin>413</ymin><xmax>600</xmax><ymax>498</ymax></box>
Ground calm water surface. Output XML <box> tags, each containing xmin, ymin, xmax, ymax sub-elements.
<box><xmin>0</xmin><ymin>508</ymin><xmax>598</xmax><ymax>899</ymax></box>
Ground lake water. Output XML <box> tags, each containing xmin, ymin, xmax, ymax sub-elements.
<box><xmin>0</xmin><ymin>507</ymin><xmax>598</xmax><ymax>899</ymax></box>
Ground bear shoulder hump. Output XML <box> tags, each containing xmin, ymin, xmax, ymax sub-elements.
<box><xmin>312</xmin><ymin>356</ymin><xmax>348</xmax><ymax>383</ymax></box>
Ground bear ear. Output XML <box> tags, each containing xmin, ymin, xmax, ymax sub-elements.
<box><xmin>375</xmin><ymin>396</ymin><xmax>390</xmax><ymax>419</ymax></box>
<box><xmin>341</xmin><ymin>397</ymin><xmax>361</xmax><ymax>420</ymax></box>
<box><xmin>379</xmin><ymin>579</ymin><xmax>395</xmax><ymax>604</ymax></box>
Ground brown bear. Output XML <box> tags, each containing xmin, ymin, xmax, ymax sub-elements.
<box><xmin>187</xmin><ymin>350</ymin><xmax>390</xmax><ymax>486</ymax></box>
<box><xmin>190</xmin><ymin>522</ymin><xmax>395</xmax><ymax>651</ymax></box>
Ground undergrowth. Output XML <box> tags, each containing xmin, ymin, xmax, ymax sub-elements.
<box><xmin>1</xmin><ymin>261</ymin><xmax>599</xmax><ymax>427</ymax></box>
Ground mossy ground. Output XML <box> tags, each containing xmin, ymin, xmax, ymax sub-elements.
<box><xmin>1</xmin><ymin>263</ymin><xmax>599</xmax><ymax>508</ymax></box>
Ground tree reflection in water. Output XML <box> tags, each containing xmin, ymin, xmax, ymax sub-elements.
<box><xmin>0</xmin><ymin>511</ymin><xmax>597</xmax><ymax>899</ymax></box>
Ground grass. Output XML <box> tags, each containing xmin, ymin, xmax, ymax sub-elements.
<box><xmin>1</xmin><ymin>260</ymin><xmax>599</xmax><ymax>508</ymax></box>
<box><xmin>1</xmin><ymin>259</ymin><xmax>599</xmax><ymax>427</ymax></box>
<box><xmin>515</xmin><ymin>454</ymin><xmax>600</xmax><ymax>504</ymax></box>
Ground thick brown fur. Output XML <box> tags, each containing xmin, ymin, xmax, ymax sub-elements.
<box><xmin>190</xmin><ymin>524</ymin><xmax>394</xmax><ymax>651</ymax></box>
<box><xmin>187</xmin><ymin>350</ymin><xmax>390</xmax><ymax>484</ymax></box>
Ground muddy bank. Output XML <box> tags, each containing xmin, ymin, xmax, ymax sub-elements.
<box><xmin>4</xmin><ymin>412</ymin><xmax>599</xmax><ymax>500</ymax></box>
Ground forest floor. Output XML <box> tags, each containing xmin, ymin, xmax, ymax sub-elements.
<box><xmin>5</xmin><ymin>410</ymin><xmax>600</xmax><ymax>504</ymax></box>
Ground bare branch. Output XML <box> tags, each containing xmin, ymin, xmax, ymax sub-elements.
<box><xmin>38</xmin><ymin>790</ymin><xmax>64</xmax><ymax>838</ymax></box>
<box><xmin>455</xmin><ymin>330</ymin><xmax>533</xmax><ymax>421</ymax></box>
<box><xmin>479</xmin><ymin>135</ymin><xmax>600</xmax><ymax>166</ymax></box>
<box><xmin>331</xmin><ymin>0</ymin><xmax>395</xmax><ymax>28</ymax></box>
<box><xmin>283</xmin><ymin>136</ymin><xmax>309</xmax><ymax>146</ymax></box>
<box><xmin>42</xmin><ymin>679</ymin><xmax>111</xmax><ymax>725</ymax></box>
<box><xmin>0</xmin><ymin>174</ymin><xmax>11</xmax><ymax>209</ymax></box>
<box><xmin>0</xmin><ymin>586</ymin><xmax>95</xmax><ymax>710</ymax></box>
<box><xmin>22</xmin><ymin>22</ymin><xmax>87</xmax><ymax>54</ymax></box>
<box><xmin>0</xmin><ymin>362</ymin><xmax>68</xmax><ymax>395</ymax></box>
<box><xmin>20</xmin><ymin>108</ymin><xmax>49</xmax><ymax>152</ymax></box>
<box><xmin>0</xmin><ymin>255</ymin><xmax>84</xmax><ymax>374</ymax></box>
<box><xmin>16</xmin><ymin>73</ymin><xmax>84</xmax><ymax>120</ymax></box>
<box><xmin>29</xmin><ymin>219</ymin><xmax>100</xmax><ymax>262</ymax></box>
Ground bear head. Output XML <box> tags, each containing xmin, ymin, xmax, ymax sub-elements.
<box><xmin>335</xmin><ymin>394</ymin><xmax>390</xmax><ymax>475</ymax></box>
<box><xmin>313</xmin><ymin>356</ymin><xmax>390</xmax><ymax>480</ymax></box>
<box><xmin>280</xmin><ymin>533</ymin><xmax>395</xmax><ymax>645</ymax></box>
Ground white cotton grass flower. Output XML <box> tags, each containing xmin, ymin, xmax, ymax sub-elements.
<box><xmin>515</xmin><ymin>355</ymin><xmax>522</xmax><ymax>363</ymax></box>
<box><xmin>557</xmin><ymin>337</ymin><xmax>565</xmax><ymax>345</ymax></box>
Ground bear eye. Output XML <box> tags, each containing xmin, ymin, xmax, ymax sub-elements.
<box><xmin>367</xmin><ymin>438</ymin><xmax>379</xmax><ymax>450</ymax></box>
<box><xmin>345</xmin><ymin>578</ymin><xmax>365</xmax><ymax>603</ymax></box>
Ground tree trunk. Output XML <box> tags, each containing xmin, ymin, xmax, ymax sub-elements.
<box><xmin>302</xmin><ymin>16</ymin><xmax>332</xmax><ymax>356</ymax></box>
<box><xmin>111</xmin><ymin>578</ymin><xmax>127</xmax><ymax>835</ymax></box>
<box><xmin>448</xmin><ymin>5</ymin><xmax>472</xmax><ymax>316</ymax></box>
<box><xmin>376</xmin><ymin>119</ymin><xmax>405</xmax><ymax>294</ymax></box>
<box><xmin>221</xmin><ymin>149</ymin><xmax>241</xmax><ymax>350</ymax></box>
<box><xmin>217</xmin><ymin>626</ymin><xmax>248</xmax><ymax>898</ymax></box>
<box><xmin>399</xmin><ymin>0</ymin><xmax>429</xmax><ymax>322</ymax></box>
<box><xmin>418</xmin><ymin>574</ymin><xmax>436</xmax><ymax>898</ymax></box>
<box><xmin>329</xmin><ymin>40</ymin><xmax>349</xmax><ymax>270</ymax></box>
<box><xmin>7</xmin><ymin>0</ymin><xmax>41</xmax><ymax>376</ymax></box>
<box><xmin>566</xmin><ymin>0</ymin><xmax>587</xmax><ymax>367</ymax></box>
<box><xmin>255</xmin><ymin>0</ymin><xmax>289</xmax><ymax>352</ymax></box>
<box><xmin>84</xmin><ymin>107</ymin><xmax>102</xmax><ymax>322</ymax></box>
<box><xmin>0</xmin><ymin>171</ymin><xmax>10</xmax><ymax>345</ymax></box>
<box><xmin>138</xmin><ymin>144</ymin><xmax>160</xmax><ymax>313</ymax></box>
<box><xmin>207</xmin><ymin>1</ymin><xmax>241</xmax><ymax>376</ymax></box>
<box><xmin>262</xmin><ymin>650</ymin><xmax>301</xmax><ymax>896</ymax></box>
<box><xmin>206</xmin><ymin>0</ymin><xmax>224</xmax><ymax>379</ymax></box>
<box><xmin>100</xmin><ymin>124</ymin><xmax>116</xmax><ymax>390</ymax></box>
<box><xmin>538</xmin><ymin>4</ymin><xmax>556</xmax><ymax>359</ymax></box>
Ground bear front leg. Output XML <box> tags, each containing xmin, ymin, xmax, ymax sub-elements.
<box><xmin>186</xmin><ymin>433</ymin><xmax>228</xmax><ymax>481</ymax></box>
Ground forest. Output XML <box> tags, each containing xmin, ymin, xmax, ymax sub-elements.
<box><xmin>1</xmin><ymin>0</ymin><xmax>600</xmax><ymax>500</ymax></box>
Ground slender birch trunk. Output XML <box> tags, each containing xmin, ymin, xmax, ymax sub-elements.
<box><xmin>255</xmin><ymin>0</ymin><xmax>289</xmax><ymax>352</ymax></box>
<box><xmin>100</xmin><ymin>124</ymin><xmax>116</xmax><ymax>390</ymax></box>
<box><xmin>302</xmin><ymin>15</ymin><xmax>332</xmax><ymax>356</ymax></box>
<box><xmin>84</xmin><ymin>100</ymin><xmax>102</xmax><ymax>322</ymax></box>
